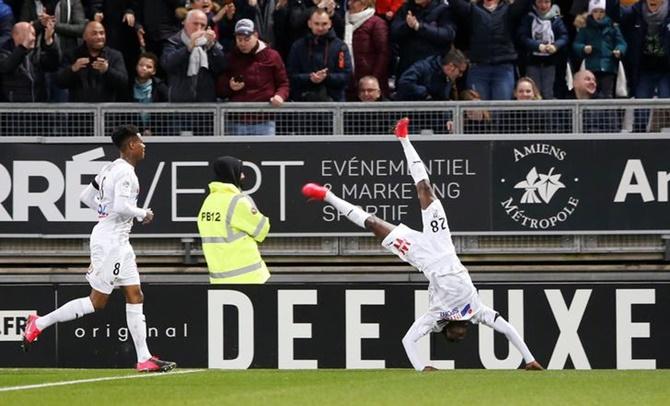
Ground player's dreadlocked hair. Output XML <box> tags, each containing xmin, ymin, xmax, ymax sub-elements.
<box><xmin>111</xmin><ymin>124</ymin><xmax>140</xmax><ymax>149</ymax></box>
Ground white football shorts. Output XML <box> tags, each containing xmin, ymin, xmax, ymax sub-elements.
<box><xmin>86</xmin><ymin>243</ymin><xmax>140</xmax><ymax>294</ymax></box>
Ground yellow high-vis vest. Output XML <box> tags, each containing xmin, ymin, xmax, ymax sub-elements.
<box><xmin>197</xmin><ymin>182</ymin><xmax>270</xmax><ymax>284</ymax></box>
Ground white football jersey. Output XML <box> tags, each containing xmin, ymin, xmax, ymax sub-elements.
<box><xmin>382</xmin><ymin>199</ymin><xmax>480</xmax><ymax>321</ymax></box>
<box><xmin>90</xmin><ymin>158</ymin><xmax>145</xmax><ymax>245</ymax></box>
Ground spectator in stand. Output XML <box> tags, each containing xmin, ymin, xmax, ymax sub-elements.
<box><xmin>177</xmin><ymin>0</ymin><xmax>227</xmax><ymax>29</ymax></box>
<box><xmin>620</xmin><ymin>0</ymin><xmax>670</xmax><ymax>99</ymax></box>
<box><xmin>395</xmin><ymin>48</ymin><xmax>468</xmax><ymax>101</ymax></box>
<box><xmin>21</xmin><ymin>0</ymin><xmax>86</xmax><ymax>102</ymax></box>
<box><xmin>505</xmin><ymin>76</ymin><xmax>550</xmax><ymax>133</ymax></box>
<box><xmin>568</xmin><ymin>69</ymin><xmax>622</xmax><ymax>132</ymax></box>
<box><xmin>136</xmin><ymin>0</ymin><xmax>186</xmax><ymax>58</ymax></box>
<box><xmin>375</xmin><ymin>0</ymin><xmax>402</xmax><ymax>22</ymax></box>
<box><xmin>390</xmin><ymin>0</ymin><xmax>455</xmax><ymax>78</ymax></box>
<box><xmin>0</xmin><ymin>0</ymin><xmax>13</xmax><ymax>47</ymax></box>
<box><xmin>344</xmin><ymin>75</ymin><xmax>391</xmax><ymax>134</ymax></box>
<box><xmin>450</xmin><ymin>0</ymin><xmax>531</xmax><ymax>100</ymax></box>
<box><xmin>345</xmin><ymin>0</ymin><xmax>389</xmax><ymax>99</ymax></box>
<box><xmin>217</xmin><ymin>19</ymin><xmax>289</xmax><ymax>135</ymax></box>
<box><xmin>56</xmin><ymin>21</ymin><xmax>128</xmax><ymax>102</ymax></box>
<box><xmin>620</xmin><ymin>0</ymin><xmax>670</xmax><ymax>132</ymax></box>
<box><xmin>162</xmin><ymin>9</ymin><xmax>226</xmax><ymax>102</ymax></box>
<box><xmin>90</xmin><ymin>1</ymin><xmax>142</xmax><ymax>83</ymax></box>
<box><xmin>568</xmin><ymin>68</ymin><xmax>597</xmax><ymax>99</ymax></box>
<box><xmin>573</xmin><ymin>0</ymin><xmax>626</xmax><ymax>98</ymax></box>
<box><xmin>455</xmin><ymin>88</ymin><xmax>493</xmax><ymax>134</ymax></box>
<box><xmin>215</xmin><ymin>0</ymin><xmax>258</xmax><ymax>51</ymax></box>
<box><xmin>287</xmin><ymin>8</ymin><xmax>352</xmax><ymax>101</ymax></box>
<box><xmin>357</xmin><ymin>75</ymin><xmax>386</xmax><ymax>101</ymax></box>
<box><xmin>0</xmin><ymin>20</ymin><xmax>58</xmax><ymax>101</ymax></box>
<box><xmin>273</xmin><ymin>0</ymin><xmax>344</xmax><ymax>61</ymax></box>
<box><xmin>517</xmin><ymin>0</ymin><xmax>569</xmax><ymax>99</ymax></box>
<box><xmin>128</xmin><ymin>52</ymin><xmax>168</xmax><ymax>135</ymax></box>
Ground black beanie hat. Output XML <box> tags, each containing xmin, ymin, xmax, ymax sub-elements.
<box><xmin>211</xmin><ymin>156</ymin><xmax>243</xmax><ymax>188</ymax></box>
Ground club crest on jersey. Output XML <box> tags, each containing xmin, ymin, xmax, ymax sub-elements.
<box><xmin>393</xmin><ymin>238</ymin><xmax>411</xmax><ymax>255</ymax></box>
<box><xmin>97</xmin><ymin>204</ymin><xmax>109</xmax><ymax>218</ymax></box>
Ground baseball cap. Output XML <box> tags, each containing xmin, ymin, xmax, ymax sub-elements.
<box><xmin>235</xmin><ymin>19</ymin><xmax>255</xmax><ymax>36</ymax></box>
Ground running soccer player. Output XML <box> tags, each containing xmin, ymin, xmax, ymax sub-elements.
<box><xmin>301</xmin><ymin>118</ymin><xmax>543</xmax><ymax>371</ymax></box>
<box><xmin>22</xmin><ymin>124</ymin><xmax>176</xmax><ymax>373</ymax></box>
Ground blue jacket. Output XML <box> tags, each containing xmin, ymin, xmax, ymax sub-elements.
<box><xmin>0</xmin><ymin>0</ymin><xmax>12</xmax><ymax>48</ymax></box>
<box><xmin>161</xmin><ymin>32</ymin><xmax>227</xmax><ymax>102</ymax></box>
<box><xmin>390</xmin><ymin>0</ymin><xmax>455</xmax><ymax>76</ymax></box>
<box><xmin>286</xmin><ymin>29</ymin><xmax>352</xmax><ymax>102</ymax></box>
<box><xmin>517</xmin><ymin>7</ymin><xmax>569</xmax><ymax>66</ymax></box>
<box><xmin>451</xmin><ymin>0</ymin><xmax>531</xmax><ymax>64</ymax></box>
<box><xmin>620</xmin><ymin>1</ymin><xmax>670</xmax><ymax>89</ymax></box>
<box><xmin>573</xmin><ymin>15</ymin><xmax>627</xmax><ymax>74</ymax></box>
<box><xmin>395</xmin><ymin>55</ymin><xmax>453</xmax><ymax>101</ymax></box>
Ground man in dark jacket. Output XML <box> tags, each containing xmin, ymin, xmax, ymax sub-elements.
<box><xmin>396</xmin><ymin>48</ymin><xmax>468</xmax><ymax>101</ymax></box>
<box><xmin>390</xmin><ymin>0</ymin><xmax>455</xmax><ymax>77</ymax></box>
<box><xmin>135</xmin><ymin>0</ymin><xmax>185</xmax><ymax>58</ymax></box>
<box><xmin>56</xmin><ymin>20</ymin><xmax>128</xmax><ymax>102</ymax></box>
<box><xmin>218</xmin><ymin>19</ymin><xmax>289</xmax><ymax>135</ymax></box>
<box><xmin>161</xmin><ymin>9</ymin><xmax>226</xmax><ymax>102</ymax></box>
<box><xmin>0</xmin><ymin>20</ymin><xmax>58</xmax><ymax>102</ymax></box>
<box><xmin>286</xmin><ymin>8</ymin><xmax>352</xmax><ymax>102</ymax></box>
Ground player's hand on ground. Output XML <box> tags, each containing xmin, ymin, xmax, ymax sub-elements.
<box><xmin>525</xmin><ymin>361</ymin><xmax>544</xmax><ymax>371</ymax></box>
<box><xmin>422</xmin><ymin>366</ymin><xmax>439</xmax><ymax>372</ymax></box>
<box><xmin>142</xmin><ymin>209</ymin><xmax>154</xmax><ymax>224</ymax></box>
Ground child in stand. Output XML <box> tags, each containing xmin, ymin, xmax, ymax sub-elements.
<box><xmin>573</xmin><ymin>0</ymin><xmax>627</xmax><ymax>98</ymax></box>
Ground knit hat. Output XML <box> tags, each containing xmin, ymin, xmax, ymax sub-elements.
<box><xmin>588</xmin><ymin>0</ymin><xmax>605</xmax><ymax>14</ymax></box>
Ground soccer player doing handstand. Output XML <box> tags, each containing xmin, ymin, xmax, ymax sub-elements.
<box><xmin>301</xmin><ymin>118</ymin><xmax>543</xmax><ymax>371</ymax></box>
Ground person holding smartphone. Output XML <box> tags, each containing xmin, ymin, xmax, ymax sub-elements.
<box><xmin>217</xmin><ymin>19</ymin><xmax>289</xmax><ymax>136</ymax></box>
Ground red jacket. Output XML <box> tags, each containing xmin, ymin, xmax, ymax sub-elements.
<box><xmin>349</xmin><ymin>15</ymin><xmax>390</xmax><ymax>98</ymax></box>
<box><xmin>217</xmin><ymin>41</ymin><xmax>290</xmax><ymax>102</ymax></box>
<box><xmin>375</xmin><ymin>0</ymin><xmax>404</xmax><ymax>16</ymax></box>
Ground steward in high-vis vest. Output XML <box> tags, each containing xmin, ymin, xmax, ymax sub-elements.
<box><xmin>197</xmin><ymin>156</ymin><xmax>270</xmax><ymax>284</ymax></box>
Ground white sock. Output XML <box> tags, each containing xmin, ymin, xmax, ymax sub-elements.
<box><xmin>126</xmin><ymin>303</ymin><xmax>152</xmax><ymax>363</ymax></box>
<box><xmin>36</xmin><ymin>297</ymin><xmax>94</xmax><ymax>330</ymax></box>
<box><xmin>324</xmin><ymin>190</ymin><xmax>371</xmax><ymax>228</ymax></box>
<box><xmin>399</xmin><ymin>138</ymin><xmax>428</xmax><ymax>184</ymax></box>
<box><xmin>493</xmin><ymin>316</ymin><xmax>535</xmax><ymax>364</ymax></box>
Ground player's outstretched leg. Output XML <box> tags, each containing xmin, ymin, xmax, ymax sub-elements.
<box><xmin>394</xmin><ymin>118</ymin><xmax>429</xmax><ymax>186</ymax></box>
<box><xmin>22</xmin><ymin>296</ymin><xmax>96</xmax><ymax>352</ymax></box>
<box><xmin>302</xmin><ymin>183</ymin><xmax>371</xmax><ymax>229</ymax></box>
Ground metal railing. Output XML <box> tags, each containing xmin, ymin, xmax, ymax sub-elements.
<box><xmin>2</xmin><ymin>99</ymin><xmax>670</xmax><ymax>137</ymax></box>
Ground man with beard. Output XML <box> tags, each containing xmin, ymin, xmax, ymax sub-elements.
<box><xmin>56</xmin><ymin>20</ymin><xmax>128</xmax><ymax>102</ymax></box>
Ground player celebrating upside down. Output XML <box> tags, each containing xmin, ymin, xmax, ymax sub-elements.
<box><xmin>22</xmin><ymin>125</ymin><xmax>176</xmax><ymax>373</ymax></box>
<box><xmin>302</xmin><ymin>118</ymin><xmax>543</xmax><ymax>372</ymax></box>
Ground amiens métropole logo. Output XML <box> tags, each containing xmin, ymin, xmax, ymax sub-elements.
<box><xmin>500</xmin><ymin>143</ymin><xmax>580</xmax><ymax>230</ymax></box>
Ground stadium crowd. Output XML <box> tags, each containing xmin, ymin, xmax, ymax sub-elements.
<box><xmin>0</xmin><ymin>0</ymin><xmax>668</xmax><ymax>134</ymax></box>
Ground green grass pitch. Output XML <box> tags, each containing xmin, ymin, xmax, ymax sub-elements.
<box><xmin>1</xmin><ymin>369</ymin><xmax>669</xmax><ymax>405</ymax></box>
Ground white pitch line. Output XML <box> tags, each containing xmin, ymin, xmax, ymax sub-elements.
<box><xmin>0</xmin><ymin>369</ymin><xmax>205</xmax><ymax>393</ymax></box>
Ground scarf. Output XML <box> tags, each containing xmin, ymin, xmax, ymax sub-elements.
<box><xmin>344</xmin><ymin>7</ymin><xmax>375</xmax><ymax>70</ymax></box>
<box><xmin>643</xmin><ymin>0</ymin><xmax>669</xmax><ymax>36</ymax></box>
<box><xmin>133</xmin><ymin>79</ymin><xmax>153</xmax><ymax>103</ymax></box>
<box><xmin>530</xmin><ymin>5</ymin><xmax>559</xmax><ymax>56</ymax></box>
<box><xmin>180</xmin><ymin>30</ymin><xmax>209</xmax><ymax>77</ymax></box>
